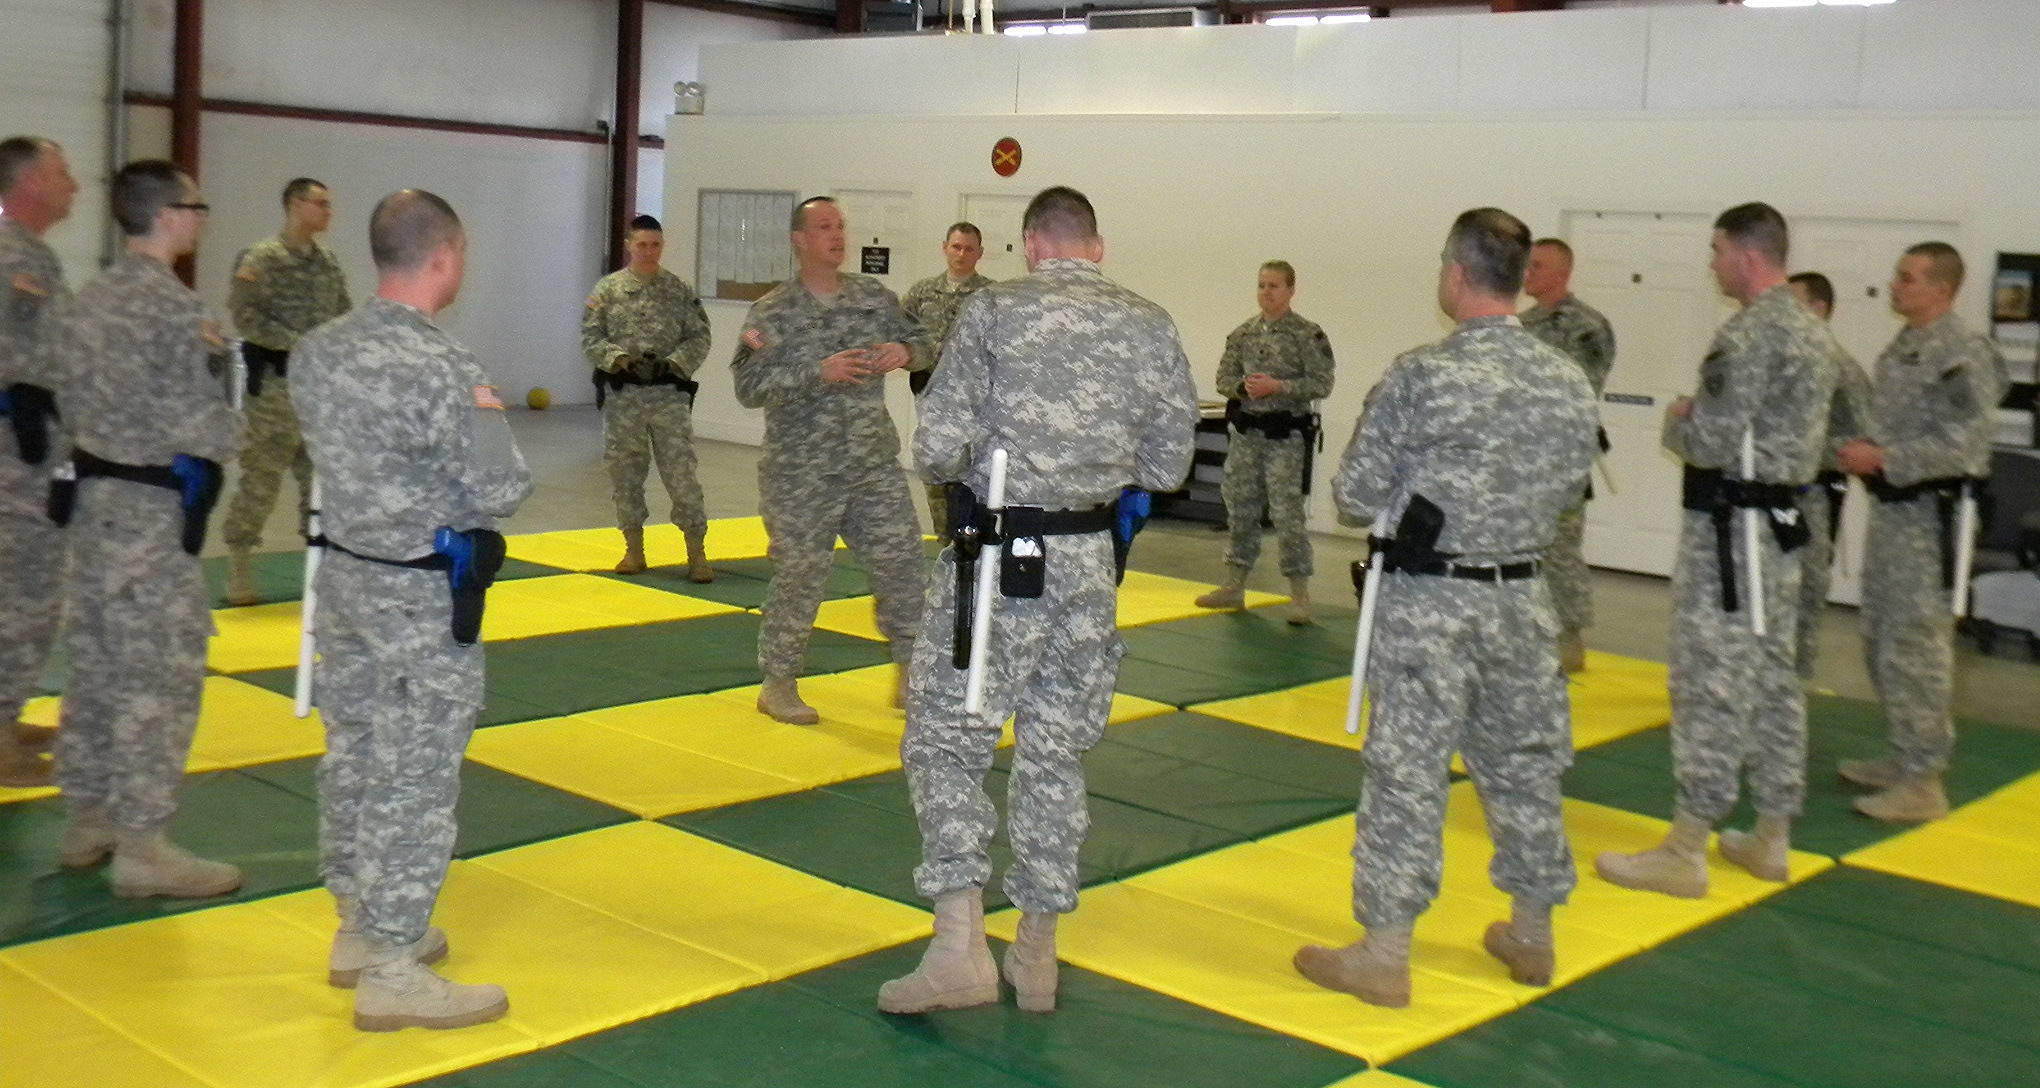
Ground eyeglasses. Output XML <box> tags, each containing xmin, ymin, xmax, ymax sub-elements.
<box><xmin>168</xmin><ymin>202</ymin><xmax>210</xmax><ymax>214</ymax></box>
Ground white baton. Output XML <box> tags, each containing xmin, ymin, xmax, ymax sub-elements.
<box><xmin>1741</xmin><ymin>427</ymin><xmax>1766</xmax><ymax>636</ymax></box>
<box><xmin>1951</xmin><ymin>484</ymin><xmax>1978</xmax><ymax>617</ymax></box>
<box><xmin>1344</xmin><ymin>530</ymin><xmax>1386</xmax><ymax>736</ymax></box>
<box><xmin>294</xmin><ymin>477</ymin><xmax>324</xmax><ymax>718</ymax></box>
<box><xmin>963</xmin><ymin>449</ymin><xmax>1008</xmax><ymax>716</ymax></box>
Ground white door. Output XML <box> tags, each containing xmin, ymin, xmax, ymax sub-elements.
<box><xmin>832</xmin><ymin>188</ymin><xmax>916</xmax><ymax>296</ymax></box>
<box><xmin>961</xmin><ymin>193</ymin><xmax>1031</xmax><ymax>283</ymax></box>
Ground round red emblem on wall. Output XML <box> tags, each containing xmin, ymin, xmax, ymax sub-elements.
<box><xmin>992</xmin><ymin>137</ymin><xmax>1022</xmax><ymax>178</ymax></box>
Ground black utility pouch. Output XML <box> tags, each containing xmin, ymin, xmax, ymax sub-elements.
<box><xmin>1000</xmin><ymin>507</ymin><xmax>1047</xmax><ymax>599</ymax></box>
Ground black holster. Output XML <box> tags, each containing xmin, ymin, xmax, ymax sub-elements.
<box><xmin>947</xmin><ymin>483</ymin><xmax>996</xmax><ymax>668</ymax></box>
<box><xmin>54</xmin><ymin>449</ymin><xmax>223</xmax><ymax>556</ymax></box>
<box><xmin>1815</xmin><ymin>469</ymin><xmax>1848</xmax><ymax>547</ymax></box>
<box><xmin>1001</xmin><ymin>506</ymin><xmax>1047</xmax><ymax>599</ymax></box>
<box><xmin>1864</xmin><ymin>473</ymin><xmax>1982</xmax><ymax>591</ymax></box>
<box><xmin>1379</xmin><ymin>494</ymin><xmax>1449</xmax><ymax>573</ymax></box>
<box><xmin>1682</xmin><ymin>465</ymin><xmax>1810</xmax><ymax>613</ymax></box>
<box><xmin>4</xmin><ymin>382</ymin><xmax>58</xmax><ymax>465</ymax></box>
<box><xmin>241</xmin><ymin>343</ymin><xmax>288</xmax><ymax>398</ymax></box>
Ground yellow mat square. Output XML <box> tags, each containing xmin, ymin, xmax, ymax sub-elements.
<box><xmin>262</xmin><ymin>861</ymin><xmax>767</xmax><ymax>1049</ymax></box>
<box><xmin>998</xmin><ymin>781</ymin><xmax>1826</xmax><ymax>1065</ymax></box>
<box><xmin>466</xmin><ymin>716</ymin><xmax>806</xmax><ymax>818</ymax></box>
<box><xmin>587</xmin><ymin>690</ymin><xmax>906</xmax><ymax>787</ymax></box>
<box><xmin>1</xmin><ymin>678</ymin><xmax>328</xmax><ymax>808</ymax></box>
<box><xmin>1190</xmin><ymin>649</ymin><xmax>1672</xmax><ymax>757</ymax></box>
<box><xmin>473</xmin><ymin>821</ymin><xmax>930</xmax><ymax>980</ymax></box>
<box><xmin>811</xmin><ymin>596</ymin><xmax>888</xmax><ymax>643</ymax></box>
<box><xmin>3</xmin><ymin>896</ymin><xmax>537</xmax><ymax>1088</ymax></box>
<box><xmin>1117</xmin><ymin>571</ymin><xmax>1286</xmax><ymax>628</ymax></box>
<box><xmin>1324</xmin><ymin>1072</ymin><xmax>1437</xmax><ymax>1088</ymax></box>
<box><xmin>1847</xmin><ymin>773</ymin><xmax>2040</xmax><ymax>909</ymax></box>
<box><xmin>207</xmin><ymin>599</ymin><xmax>307</xmax><ymax>674</ymax></box>
<box><xmin>480</xmin><ymin>573</ymin><xmax>738</xmax><ymax>640</ymax></box>
<box><xmin>0</xmin><ymin>961</ymin><xmax>213</xmax><ymax>1088</ymax></box>
<box><xmin>503</xmin><ymin>516</ymin><xmax>814</xmax><ymax>572</ymax></box>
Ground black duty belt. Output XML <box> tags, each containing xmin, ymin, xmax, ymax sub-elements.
<box><xmin>51</xmin><ymin>448</ymin><xmax>223</xmax><ymax>554</ymax></box>
<box><xmin>313</xmin><ymin>529</ymin><xmax>506</xmax><ymax>645</ymax></box>
<box><xmin>1863</xmin><ymin>473</ymin><xmax>1983</xmax><ymax>590</ymax></box>
<box><xmin>242</xmin><ymin>342</ymin><xmax>289</xmax><ymax>398</ymax></box>
<box><xmin>946</xmin><ymin>484</ymin><xmax>1116</xmax><ymax>667</ymax></box>
<box><xmin>1681</xmin><ymin>465</ymin><xmax>1811</xmax><ymax>613</ymax></box>
<box><xmin>593</xmin><ymin>366</ymin><xmax>699</xmax><ymax>409</ymax></box>
<box><xmin>1224</xmin><ymin>399</ymin><xmax>1318</xmax><ymax>442</ymax></box>
<box><xmin>315</xmin><ymin>535</ymin><xmax>451</xmax><ymax>573</ymax></box>
<box><xmin>1368</xmin><ymin>535</ymin><xmax>1540</xmax><ymax>582</ymax></box>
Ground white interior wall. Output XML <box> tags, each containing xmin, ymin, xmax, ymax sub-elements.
<box><xmin>1</xmin><ymin>0</ymin><xmax>113</xmax><ymax>287</ymax></box>
<box><xmin>111</xmin><ymin>0</ymin><xmax>817</xmax><ymax>403</ymax></box>
<box><xmin>672</xmin><ymin>0</ymin><xmax>2038</xmax><ymax>549</ymax></box>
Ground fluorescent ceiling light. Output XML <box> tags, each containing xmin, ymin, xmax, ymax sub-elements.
<box><xmin>1265</xmin><ymin>15</ymin><xmax>1318</xmax><ymax>25</ymax></box>
<box><xmin>1319</xmin><ymin>12</ymin><xmax>1371</xmax><ymax>23</ymax></box>
<box><xmin>1003</xmin><ymin>23</ymin><xmax>1048</xmax><ymax>35</ymax></box>
<box><xmin>1046</xmin><ymin>22</ymin><xmax>1087</xmax><ymax>33</ymax></box>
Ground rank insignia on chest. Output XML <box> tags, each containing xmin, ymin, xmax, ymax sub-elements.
<box><xmin>473</xmin><ymin>385</ymin><xmax>505</xmax><ymax>410</ymax></box>
<box><xmin>743</xmin><ymin>327</ymin><xmax>768</xmax><ymax>350</ymax></box>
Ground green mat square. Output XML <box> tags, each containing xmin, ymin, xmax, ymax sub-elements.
<box><xmin>1561</xmin><ymin>693</ymin><xmax>2040</xmax><ymax>856</ymax></box>
<box><xmin>1770</xmin><ymin>866</ymin><xmax>2040</xmax><ymax>975</ymax></box>
<box><xmin>413</xmin><ymin>1050</ymin><xmax>639</xmax><ymax>1088</ymax></box>
<box><xmin>203</xmin><ymin>550</ymin><xmax>563</xmax><ymax>608</ymax></box>
<box><xmin>786</xmin><ymin>943</ymin><xmax>1367</xmax><ymax>1088</ymax></box>
<box><xmin>1113</xmin><ymin>657</ymin><xmax>1292</xmax><ymax>708</ymax></box>
<box><xmin>0</xmin><ymin>768</ymin><xmax>320</xmax><ymax>949</ymax></box>
<box><xmin>604</xmin><ymin>554</ymin><xmax>873</xmax><ymax>610</ymax></box>
<box><xmin>1391</xmin><ymin>1003</ymin><xmax>1802</xmax><ymax>1088</ymax></box>
<box><xmin>242</xmin><ymin>757</ymin><xmax>632</xmax><ymax>859</ymax></box>
<box><xmin>1530</xmin><ymin>927</ymin><xmax>2040</xmax><ymax>1087</ymax></box>
<box><xmin>1119</xmin><ymin>626</ymin><xmax>1350</xmax><ymax>691</ymax></box>
<box><xmin>1103</xmin><ymin>711</ymin><xmax>1362</xmax><ymax>800</ymax></box>
<box><xmin>993</xmin><ymin>740</ymin><xmax>1352</xmax><ymax>839</ymax></box>
<box><xmin>234</xmin><ymin>613</ymin><xmax>895</xmax><ymax>726</ymax></box>
<box><xmin>1127</xmin><ymin>608</ymin><xmax>1359</xmax><ymax>667</ymax></box>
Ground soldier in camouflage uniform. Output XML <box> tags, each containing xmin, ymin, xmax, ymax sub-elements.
<box><xmin>1292</xmin><ymin>209</ymin><xmax>1597</xmax><ymax>1009</ymax></box>
<box><xmin>1786</xmin><ymin>271</ymin><xmax>1872</xmax><ymax>680</ymax></box>
<box><xmin>221</xmin><ymin>177</ymin><xmax>351</xmax><ymax>605</ymax></box>
<box><xmin>1193</xmin><ymin>261</ymin><xmax>1335</xmax><ymax>626</ymax></box>
<box><xmin>880</xmin><ymin>186</ymin><xmax>1197</xmax><ymax>1016</ymax></box>
<box><xmin>732</xmin><ymin>197</ymin><xmax>930</xmax><ymax>725</ymax></box>
<box><xmin>295</xmin><ymin>190</ymin><xmax>531</xmax><ymax>1031</ymax></box>
<box><xmin>583</xmin><ymin>214</ymin><xmax>714</xmax><ymax>580</ymax></box>
<box><xmin>1836</xmin><ymin>243</ymin><xmax>2009</xmax><ymax>822</ymax></box>
<box><xmin>0</xmin><ymin>136</ymin><xmax>77</xmax><ymax>787</ymax></box>
<box><xmin>51</xmin><ymin>161</ymin><xmax>246</xmax><ymax>897</ymax></box>
<box><xmin>901</xmin><ymin>222</ymin><xmax>993</xmax><ymax>539</ymax></box>
<box><xmin>1598</xmin><ymin>204</ymin><xmax>1838</xmax><ymax>898</ymax></box>
<box><xmin>1521</xmin><ymin>238</ymin><xmax>1616</xmax><ymax>673</ymax></box>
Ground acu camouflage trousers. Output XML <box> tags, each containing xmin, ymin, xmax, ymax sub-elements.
<box><xmin>604</xmin><ymin>384</ymin><xmax>706</xmax><ymax>535</ymax></box>
<box><xmin>1221</xmin><ymin>430</ymin><xmax>1313</xmax><ymax>579</ymax></box>
<box><xmin>0</xmin><ymin>442</ymin><xmax>63</xmax><ymax>724</ymax></box>
<box><xmin>756</xmin><ymin>458</ymin><xmax>925</xmax><ymax>678</ymax></box>
<box><xmin>1861</xmin><ymin>495</ymin><xmax>1957</xmax><ymax>778</ymax></box>
<box><xmin>220</xmin><ymin>377</ymin><xmax>312</xmax><ymax>550</ymax></box>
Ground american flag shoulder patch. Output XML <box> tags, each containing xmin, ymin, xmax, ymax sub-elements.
<box><xmin>473</xmin><ymin>385</ymin><xmax>505</xmax><ymax>410</ymax></box>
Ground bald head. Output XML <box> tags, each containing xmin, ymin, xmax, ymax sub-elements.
<box><xmin>369</xmin><ymin>189</ymin><xmax>462</xmax><ymax>274</ymax></box>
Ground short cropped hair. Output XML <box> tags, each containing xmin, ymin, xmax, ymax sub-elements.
<box><xmin>1787</xmin><ymin>271</ymin><xmax>1835</xmax><ymax>311</ymax></box>
<box><xmin>945</xmin><ymin>221</ymin><xmax>982</xmax><ymax>244</ymax></box>
<box><xmin>1714</xmin><ymin>202</ymin><xmax>1789</xmax><ymax>267</ymax></box>
<box><xmin>368</xmin><ymin>189</ymin><xmax>462</xmax><ymax>273</ymax></box>
<box><xmin>1261</xmin><ymin>260</ymin><xmax>1295</xmax><ymax>288</ymax></box>
<box><xmin>1903</xmin><ymin>241</ymin><xmax>1965</xmax><ymax>292</ymax></box>
<box><xmin>282</xmin><ymin>177</ymin><xmax>326</xmax><ymax>206</ymax></box>
<box><xmin>1445</xmin><ymin>208</ymin><xmax>1533</xmax><ymax>297</ymax></box>
<box><xmin>0</xmin><ymin>136</ymin><xmax>55</xmax><ymax>197</ymax></box>
<box><xmin>1532</xmin><ymin>237</ymin><xmax>1573</xmax><ymax>263</ymax></box>
<box><xmin>1022</xmin><ymin>187</ymin><xmax>1097</xmax><ymax>243</ymax></box>
<box><xmin>791</xmin><ymin>196</ymin><xmax>835</xmax><ymax>232</ymax></box>
<box><xmin>630</xmin><ymin>213</ymin><xmax>662</xmax><ymax>233</ymax></box>
<box><xmin>111</xmin><ymin>160</ymin><xmax>188</xmax><ymax>237</ymax></box>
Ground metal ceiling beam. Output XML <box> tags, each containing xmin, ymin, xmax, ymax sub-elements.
<box><xmin>171</xmin><ymin>0</ymin><xmax>201</xmax><ymax>284</ymax></box>
<box><xmin>648</xmin><ymin>0</ymin><xmax>835</xmax><ymax>29</ymax></box>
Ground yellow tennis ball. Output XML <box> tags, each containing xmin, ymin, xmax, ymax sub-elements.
<box><xmin>526</xmin><ymin>387</ymin><xmax>551</xmax><ymax>410</ymax></box>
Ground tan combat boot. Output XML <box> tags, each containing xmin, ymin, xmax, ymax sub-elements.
<box><xmin>329</xmin><ymin>896</ymin><xmax>450</xmax><ymax>988</ymax></box>
<box><xmin>0</xmin><ymin>729</ymin><xmax>51</xmax><ymax>789</ymax></box>
<box><xmin>1717</xmin><ymin>813</ymin><xmax>1792</xmax><ymax>882</ymax></box>
<box><xmin>684</xmin><ymin>529</ymin><xmax>714</xmax><ymax>583</ymax></box>
<box><xmin>353</xmin><ymin>936</ymin><xmax>508</xmax><ymax>1032</ymax></box>
<box><xmin>878</xmin><ymin>891</ymin><xmax>1000</xmax><ymax>1014</ymax></box>
<box><xmin>1838</xmin><ymin>756</ymin><xmax>1901</xmax><ymax>790</ymax></box>
<box><xmin>615</xmin><ymin>526</ymin><xmax>648</xmax><ymax>574</ymax></box>
<box><xmin>1193</xmin><ymin>566</ymin><xmax>1249</xmax><ymax>611</ymax></box>
<box><xmin>1293</xmin><ymin>923</ymin><xmax>1413</xmax><ymax>1008</ymax></box>
<box><xmin>1854</xmin><ymin>775</ymin><xmax>1949</xmax><ymax>822</ymax></box>
<box><xmin>14</xmin><ymin>721</ymin><xmax>56</xmax><ymax>753</ymax></box>
<box><xmin>1594</xmin><ymin>812</ymin><xmax>1709</xmax><ymax>899</ymax></box>
<box><xmin>1287</xmin><ymin>577</ymin><xmax>1315</xmax><ymax>626</ymax></box>
<box><xmin>109</xmin><ymin>830</ymin><xmax>243</xmax><ymax>899</ymax></box>
<box><xmin>757</xmin><ymin>676</ymin><xmax>820</xmax><ymax>726</ymax></box>
<box><xmin>1002</xmin><ymin>911</ymin><xmax>1060</xmax><ymax>1013</ymax></box>
<box><xmin>60</xmin><ymin>805</ymin><xmax>116</xmax><ymax>868</ymax></box>
<box><xmin>225</xmin><ymin>547</ymin><xmax>260</xmax><ymax>607</ymax></box>
<box><xmin>1483</xmin><ymin>898</ymin><xmax>1556</xmax><ymax>987</ymax></box>
<box><xmin>1558</xmin><ymin>629</ymin><xmax>1587</xmax><ymax>674</ymax></box>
